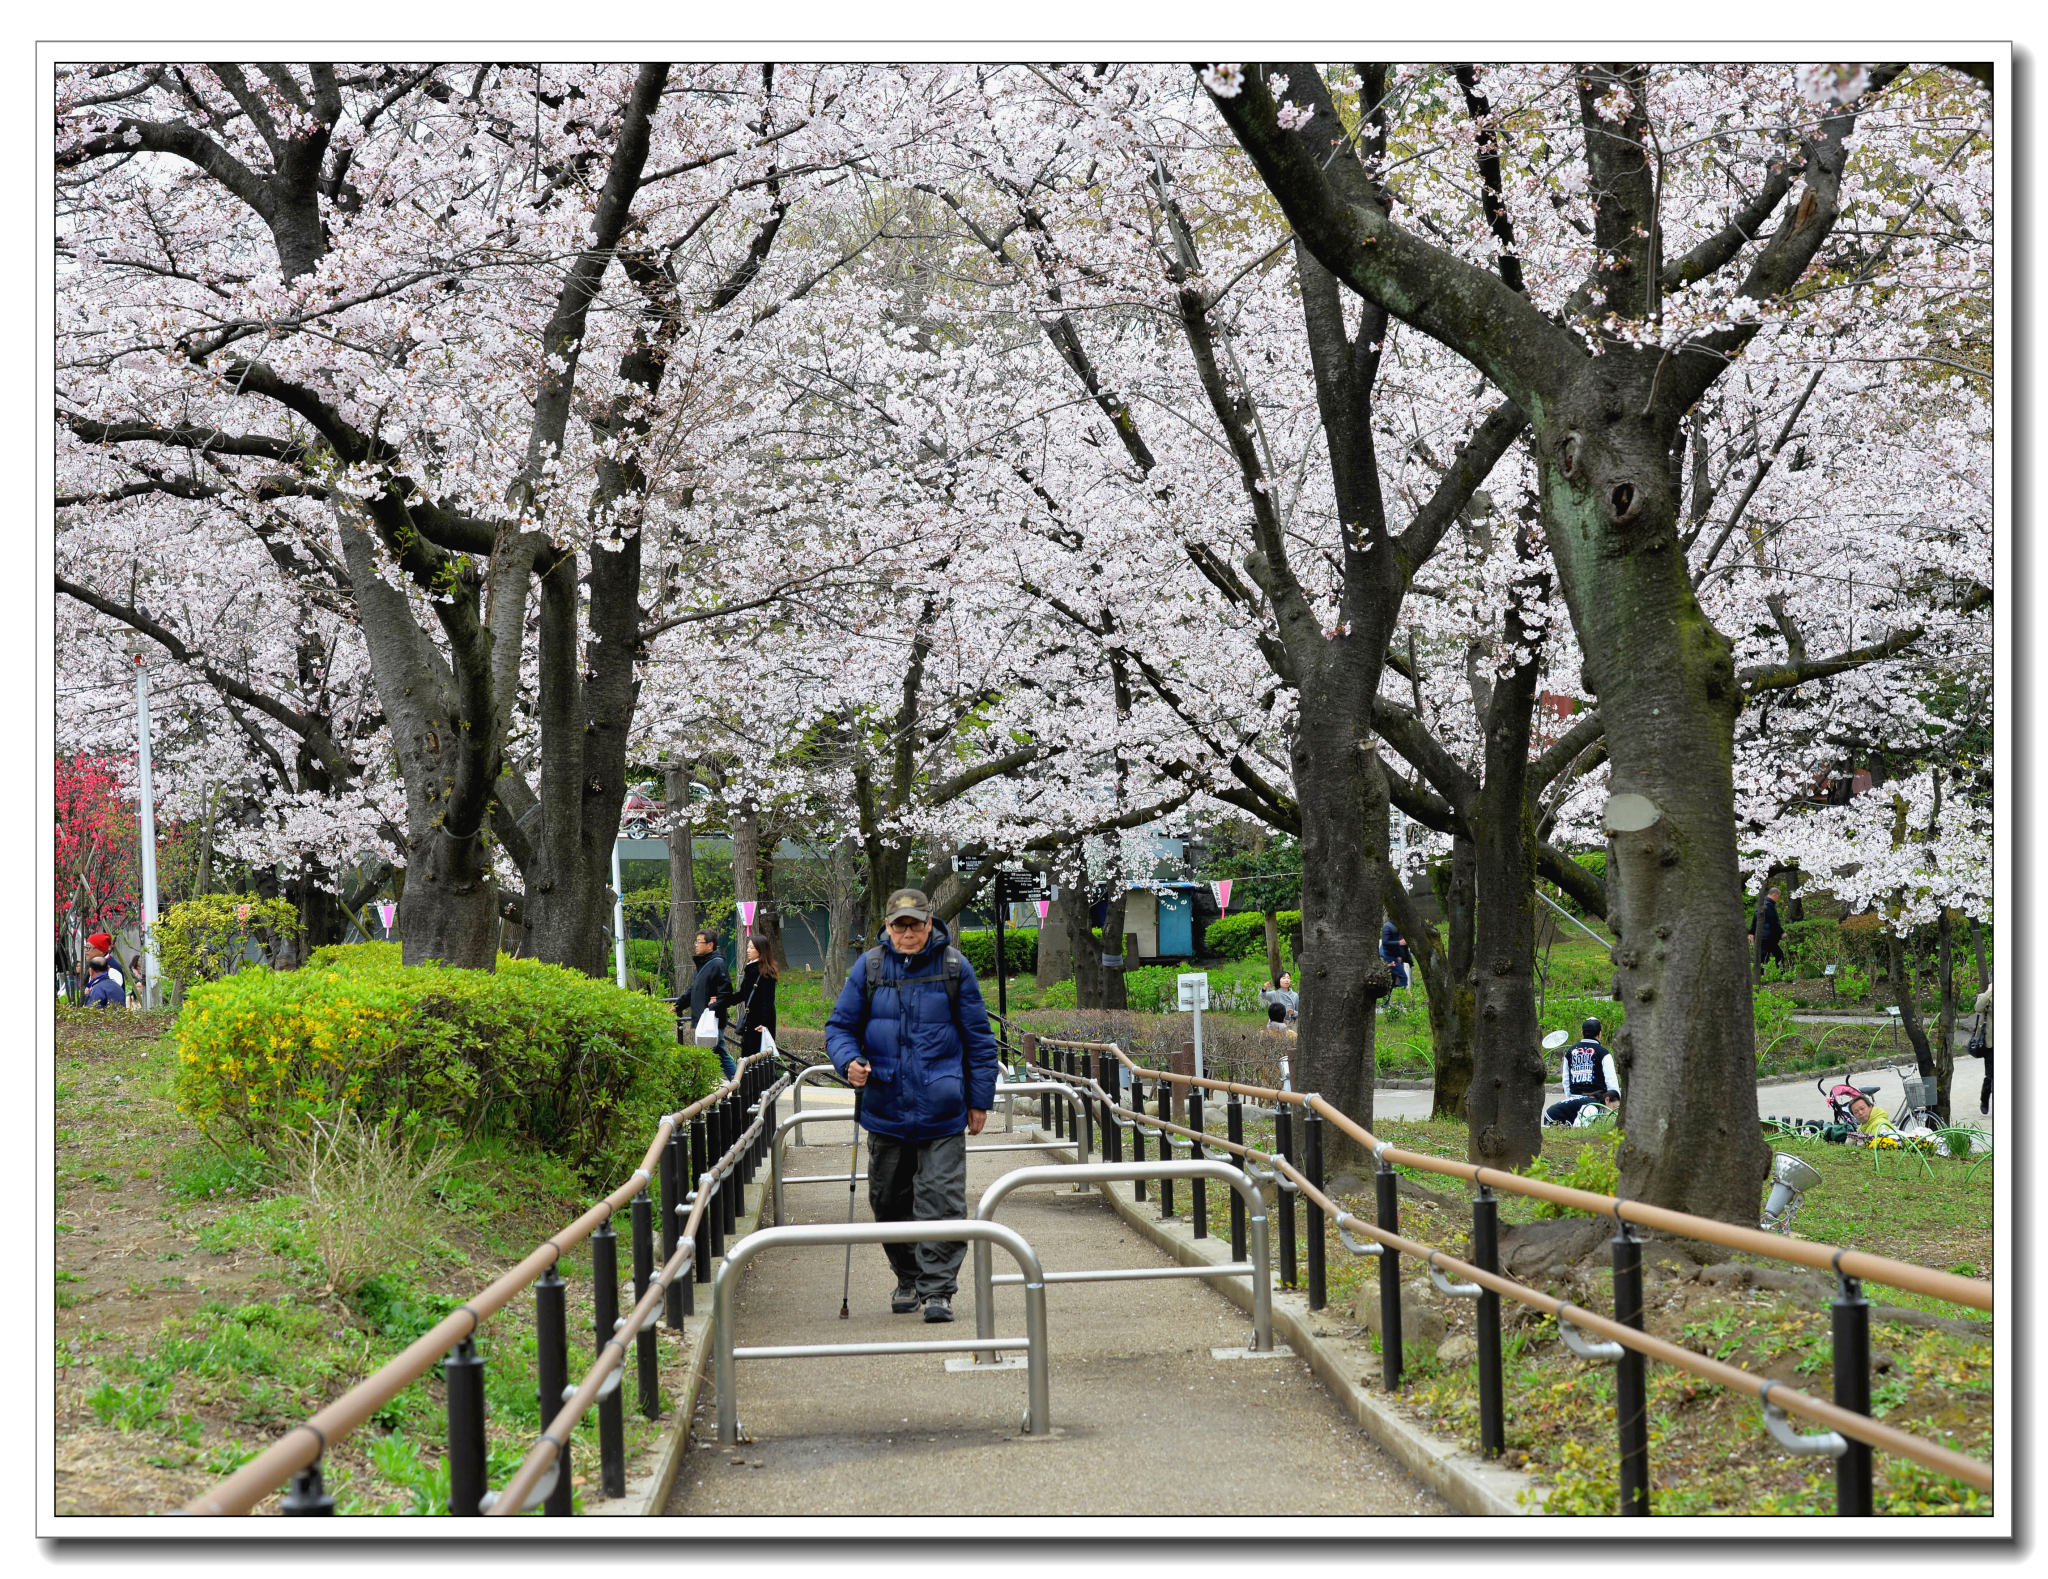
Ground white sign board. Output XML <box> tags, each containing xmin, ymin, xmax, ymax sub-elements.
<box><xmin>1177</xmin><ymin>972</ymin><xmax>1210</xmax><ymax>1012</ymax></box>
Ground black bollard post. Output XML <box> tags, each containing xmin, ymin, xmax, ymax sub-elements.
<box><xmin>662</xmin><ymin>1127</ymin><xmax>685</xmax><ymax>1328</ymax></box>
<box><xmin>1099</xmin><ymin>1053</ymin><xmax>1121</xmax><ymax>1163</ymax></box>
<box><xmin>1472</xmin><ymin>1185</ymin><xmax>1504</xmax><ymax>1457</ymax></box>
<box><xmin>630</xmin><ymin>1190</ymin><xmax>659</xmax><ymax>1419</ymax></box>
<box><xmin>281</xmin><ymin>1459</ymin><xmax>335</xmax><ymax>1515</ymax></box>
<box><xmin>690</xmin><ymin>1116</ymin><xmax>711</xmax><ymax>1285</ymax></box>
<box><xmin>1226</xmin><ymin>1093</ymin><xmax>1246</xmax><ymax>1262</ymax></box>
<box><xmin>1157</xmin><ymin>1078</ymin><xmax>1175</xmax><ymax>1217</ymax></box>
<box><xmin>1274</xmin><ymin>1107</ymin><xmax>1297</xmax><ymax>1290</ymax></box>
<box><xmin>533</xmin><ymin>1262</ymin><xmax>572</xmax><ymax>1516</ymax></box>
<box><xmin>1377</xmin><ymin>1150</ymin><xmax>1402</xmax><ymax>1392</ymax></box>
<box><xmin>1612</xmin><ymin>1222</ymin><xmax>1650</xmax><ymax>1515</ymax></box>
<box><xmin>1303</xmin><ymin>1105</ymin><xmax>1326</xmax><ymax>1312</ymax></box>
<box><xmin>1833</xmin><ymin>1274</ymin><xmax>1874</xmax><ymax>1515</ymax></box>
<box><xmin>1189</xmin><ymin>1090</ymin><xmax>1207</xmax><ymax>1239</ymax></box>
<box><xmin>1131</xmin><ymin>1074</ymin><xmax>1148</xmax><ymax>1198</ymax></box>
<box><xmin>445</xmin><ymin>1334</ymin><xmax>487</xmax><ymax>1514</ymax></box>
<box><xmin>592</xmin><ymin>1216</ymin><xmax>627</xmax><ymax>1499</ymax></box>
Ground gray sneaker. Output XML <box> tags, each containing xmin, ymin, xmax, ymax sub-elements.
<box><xmin>891</xmin><ymin>1281</ymin><xmax>923</xmax><ymax>1314</ymax></box>
<box><xmin>922</xmin><ymin>1294</ymin><xmax>954</xmax><ymax>1324</ymax></box>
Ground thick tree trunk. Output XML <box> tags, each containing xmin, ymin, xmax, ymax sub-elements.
<box><xmin>1102</xmin><ymin>890</ymin><xmax>1130</xmax><ymax>1010</ymax></box>
<box><xmin>757</xmin><ymin>838</ymin><xmax>789</xmax><ymax>973</ymax></box>
<box><xmin>404</xmin><ymin>829</ymin><xmax>500</xmax><ymax>970</ymax></box>
<box><xmin>732</xmin><ymin>797</ymin><xmax>760</xmax><ymax>962</ymax></box>
<box><xmin>1065</xmin><ymin>885</ymin><xmax>1103</xmax><ymax>1010</ymax></box>
<box><xmin>824</xmin><ymin>834</ymin><xmax>861</xmax><ymax>1003</ymax></box>
<box><xmin>1388</xmin><ymin>844</ymin><xmax>1474</xmax><ymax>1121</ymax></box>
<box><xmin>1464</xmin><ymin>584</ymin><xmax>1547</xmax><ymax>1171</ymax></box>
<box><xmin>1891</xmin><ymin>932</ymin><xmax>1935</xmax><ymax>1081</ymax></box>
<box><xmin>1263</xmin><ymin>910</ymin><xmax>1282</xmax><ymax>988</ymax></box>
<box><xmin>1035</xmin><ymin>897</ymin><xmax>1072</xmax><ymax>988</ymax></box>
<box><xmin>666</xmin><ymin>762</ymin><xmax>698</xmax><ymax>1000</ymax></box>
<box><xmin>1539</xmin><ymin>400</ymin><xmax>1768</xmax><ymax>1225</ymax></box>
<box><xmin>1289</xmin><ymin>699</ymin><xmax>1388</xmax><ymax>1170</ymax></box>
<box><xmin>1934</xmin><ymin>909</ymin><xmax>1957</xmax><ymax>1122</ymax></box>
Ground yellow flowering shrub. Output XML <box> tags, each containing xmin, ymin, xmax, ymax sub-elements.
<box><xmin>173</xmin><ymin>943</ymin><xmax>719</xmax><ymax>1177</ymax></box>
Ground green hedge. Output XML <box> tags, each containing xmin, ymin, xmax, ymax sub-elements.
<box><xmin>1200</xmin><ymin>910</ymin><xmax>1299</xmax><ymax>963</ymax></box>
<box><xmin>173</xmin><ymin>942</ymin><xmax>719</xmax><ymax>1180</ymax></box>
<box><xmin>1779</xmin><ymin>917</ymin><xmax>1845</xmax><ymax>975</ymax></box>
<box><xmin>952</xmin><ymin>926</ymin><xmax>1038</xmax><ymax>979</ymax></box>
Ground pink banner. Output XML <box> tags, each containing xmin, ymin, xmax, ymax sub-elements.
<box><xmin>737</xmin><ymin>899</ymin><xmax>757</xmax><ymax>930</ymax></box>
<box><xmin>1212</xmin><ymin>879</ymin><xmax>1232</xmax><ymax>913</ymax></box>
<box><xmin>1034</xmin><ymin>899</ymin><xmax>1050</xmax><ymax>921</ymax></box>
<box><xmin>377</xmin><ymin>902</ymin><xmax>396</xmax><ymax>931</ymax></box>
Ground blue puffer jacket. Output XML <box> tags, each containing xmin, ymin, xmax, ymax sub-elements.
<box><xmin>825</xmin><ymin>922</ymin><xmax>999</xmax><ymax>1143</ymax></box>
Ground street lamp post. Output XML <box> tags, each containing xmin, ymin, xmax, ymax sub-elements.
<box><xmin>128</xmin><ymin>643</ymin><xmax>161</xmax><ymax>1009</ymax></box>
<box><xmin>611</xmin><ymin>839</ymin><xmax>629</xmax><ymax>989</ymax></box>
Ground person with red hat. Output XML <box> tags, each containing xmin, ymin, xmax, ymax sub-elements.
<box><xmin>86</xmin><ymin>933</ymin><xmax>123</xmax><ymax>990</ymax></box>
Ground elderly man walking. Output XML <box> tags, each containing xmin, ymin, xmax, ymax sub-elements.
<box><xmin>825</xmin><ymin>888</ymin><xmax>998</xmax><ymax>1323</ymax></box>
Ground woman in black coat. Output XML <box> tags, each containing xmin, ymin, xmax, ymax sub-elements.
<box><xmin>736</xmin><ymin>936</ymin><xmax>779</xmax><ymax>1058</ymax></box>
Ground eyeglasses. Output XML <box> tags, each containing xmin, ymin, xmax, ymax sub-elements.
<box><xmin>886</xmin><ymin>917</ymin><xmax>926</xmax><ymax>931</ymax></box>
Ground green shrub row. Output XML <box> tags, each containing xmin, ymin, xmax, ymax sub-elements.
<box><xmin>951</xmin><ymin>926</ymin><xmax>1038</xmax><ymax>979</ymax></box>
<box><xmin>172</xmin><ymin>942</ymin><xmax>720</xmax><ymax>1180</ymax></box>
<box><xmin>1199</xmin><ymin>910</ymin><xmax>1300</xmax><ymax>964</ymax></box>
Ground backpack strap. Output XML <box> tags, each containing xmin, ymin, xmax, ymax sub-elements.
<box><xmin>858</xmin><ymin>943</ymin><xmax>969</xmax><ymax>1044</ymax></box>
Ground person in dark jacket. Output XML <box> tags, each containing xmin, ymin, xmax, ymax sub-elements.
<box><xmin>736</xmin><ymin>936</ymin><xmax>779</xmax><ymax>1058</ymax></box>
<box><xmin>1750</xmin><ymin>887</ymin><xmax>1786</xmax><ymax>971</ymax></box>
<box><xmin>1379</xmin><ymin>920</ymin><xmax>1412</xmax><ymax>990</ymax></box>
<box><xmin>84</xmin><ymin>955</ymin><xmax>127</xmax><ymax>1009</ymax></box>
<box><xmin>682</xmin><ymin>930</ymin><xmax>737</xmax><ymax>1078</ymax></box>
<box><xmin>825</xmin><ymin>888</ymin><xmax>998</xmax><ymax>1323</ymax></box>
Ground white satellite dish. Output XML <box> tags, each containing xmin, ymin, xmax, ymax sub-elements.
<box><xmin>1542</xmin><ymin>1029</ymin><xmax>1571</xmax><ymax>1050</ymax></box>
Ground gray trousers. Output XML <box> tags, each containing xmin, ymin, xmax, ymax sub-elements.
<box><xmin>866</xmin><ymin>1130</ymin><xmax>968</xmax><ymax>1297</ymax></box>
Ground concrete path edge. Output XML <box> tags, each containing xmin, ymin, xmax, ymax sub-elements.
<box><xmin>1018</xmin><ymin>1129</ymin><xmax>1540</xmax><ymax>1518</ymax></box>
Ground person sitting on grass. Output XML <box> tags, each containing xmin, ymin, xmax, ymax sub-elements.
<box><xmin>83</xmin><ymin>954</ymin><xmax>126</xmax><ymax>1009</ymax></box>
<box><xmin>1832</xmin><ymin>1084</ymin><xmax>1894</xmax><ymax>1136</ymax></box>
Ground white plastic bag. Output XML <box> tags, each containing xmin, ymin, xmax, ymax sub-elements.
<box><xmin>756</xmin><ymin>1025</ymin><xmax>778</xmax><ymax>1056</ymax></box>
<box><xmin>693</xmin><ymin>1009</ymin><xmax>719</xmax><ymax>1047</ymax></box>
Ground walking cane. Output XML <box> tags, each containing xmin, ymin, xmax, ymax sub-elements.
<box><xmin>839</xmin><ymin>1081</ymin><xmax>864</xmax><ymax>1319</ymax></box>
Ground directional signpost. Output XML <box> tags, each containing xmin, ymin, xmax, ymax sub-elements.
<box><xmin>989</xmin><ymin>869</ymin><xmax>1053</xmax><ymax>1032</ymax></box>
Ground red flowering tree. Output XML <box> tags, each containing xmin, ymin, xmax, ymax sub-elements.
<box><xmin>55</xmin><ymin>753</ymin><xmax>139</xmax><ymax>940</ymax></box>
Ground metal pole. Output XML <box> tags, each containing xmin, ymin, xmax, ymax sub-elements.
<box><xmin>1274</xmin><ymin>1108</ymin><xmax>1297</xmax><ymax>1290</ymax></box>
<box><xmin>1156</xmin><ymin>1079</ymin><xmax>1174</xmax><ymax>1217</ymax></box>
<box><xmin>1613</xmin><ymin>1222</ymin><xmax>1650</xmax><ymax>1514</ymax></box>
<box><xmin>611</xmin><ymin>839</ymin><xmax>628</xmax><ymax>989</ymax></box>
<box><xmin>131</xmin><ymin>653</ymin><xmax>161</xmax><ymax>1008</ymax></box>
<box><xmin>691</xmin><ymin>1116</ymin><xmax>712</xmax><ymax>1285</ymax></box>
<box><xmin>661</xmin><ymin>1128</ymin><xmax>684</xmax><ymax>1327</ymax></box>
<box><xmin>1226</xmin><ymin>1093</ymin><xmax>1246</xmax><ymax>1262</ymax></box>
<box><xmin>592</xmin><ymin>1217</ymin><xmax>627</xmax><ymax>1499</ymax></box>
<box><xmin>1303</xmin><ymin>1101</ymin><xmax>1326</xmax><ymax>1311</ymax></box>
<box><xmin>280</xmin><ymin>1460</ymin><xmax>335</xmax><ymax>1515</ymax></box>
<box><xmin>1192</xmin><ymin>997</ymin><xmax>1205</xmax><ymax>1080</ymax></box>
<box><xmin>445</xmin><ymin>1335</ymin><xmax>487</xmax><ymax>1514</ymax></box>
<box><xmin>1099</xmin><ymin>1053</ymin><xmax>1121</xmax><ymax>1163</ymax></box>
<box><xmin>994</xmin><ymin>891</ymin><xmax>1009</xmax><ymax>1032</ymax></box>
<box><xmin>1377</xmin><ymin>1150</ymin><xmax>1402</xmax><ymax>1392</ymax></box>
<box><xmin>1131</xmin><ymin>1073</ymin><xmax>1147</xmax><ymax>1197</ymax></box>
<box><xmin>534</xmin><ymin>1263</ymin><xmax>572</xmax><ymax>1516</ymax></box>
<box><xmin>1833</xmin><ymin>1274</ymin><xmax>1874</xmax><ymax>1515</ymax></box>
<box><xmin>1189</xmin><ymin>1090</ymin><xmax>1207</xmax><ymax>1239</ymax></box>
<box><xmin>630</xmin><ymin>1189</ymin><xmax>659</xmax><ymax>1418</ymax></box>
<box><xmin>1473</xmin><ymin>1185</ymin><xmax>1504</xmax><ymax>1457</ymax></box>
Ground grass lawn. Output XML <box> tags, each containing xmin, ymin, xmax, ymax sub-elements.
<box><xmin>52</xmin><ymin>1006</ymin><xmax>700</xmax><ymax>1516</ymax></box>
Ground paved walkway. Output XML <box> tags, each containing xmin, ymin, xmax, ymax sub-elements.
<box><xmin>662</xmin><ymin>1117</ymin><xmax>1446</xmax><ymax>1517</ymax></box>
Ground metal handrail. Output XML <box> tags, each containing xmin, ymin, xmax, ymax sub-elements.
<box><xmin>181</xmin><ymin>1050</ymin><xmax>781</xmax><ymax>1515</ymax></box>
<box><xmin>1034</xmin><ymin>1037</ymin><xmax>1990</xmax><ymax>1312</ymax></box>
<box><xmin>1028</xmin><ymin>1039</ymin><xmax>1994</xmax><ymax>1499</ymax></box>
<box><xmin>969</xmin><ymin>1160</ymin><xmax>1274</xmax><ymax>1361</ymax></box>
<box><xmin>711</xmin><ymin>1219</ymin><xmax>1053</xmax><ymax>1443</ymax></box>
<box><xmin>487</xmin><ymin>1067</ymin><xmax>791</xmax><ymax>1515</ymax></box>
<box><xmin>768</xmin><ymin>1082</ymin><xmax>1088</xmax><ymax>1226</ymax></box>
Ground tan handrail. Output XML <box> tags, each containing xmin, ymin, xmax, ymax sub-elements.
<box><xmin>1030</xmin><ymin>1044</ymin><xmax>1996</xmax><ymax>1494</ymax></box>
<box><xmin>485</xmin><ymin>1073</ymin><xmax>786</xmax><ymax>1515</ymax></box>
<box><xmin>1036</xmin><ymin>1038</ymin><xmax>1993</xmax><ymax>1310</ymax></box>
<box><xmin>180</xmin><ymin>1051</ymin><xmax>777</xmax><ymax>1516</ymax></box>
